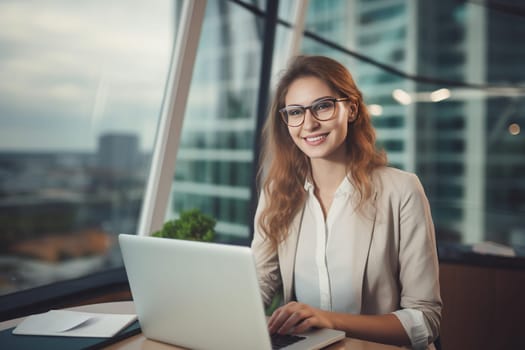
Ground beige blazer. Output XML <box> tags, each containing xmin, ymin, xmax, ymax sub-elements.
<box><xmin>251</xmin><ymin>167</ymin><xmax>442</xmax><ymax>344</ymax></box>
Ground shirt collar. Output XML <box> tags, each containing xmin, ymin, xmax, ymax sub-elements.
<box><xmin>303</xmin><ymin>176</ymin><xmax>354</xmax><ymax>197</ymax></box>
<box><xmin>304</xmin><ymin>179</ymin><xmax>314</xmax><ymax>192</ymax></box>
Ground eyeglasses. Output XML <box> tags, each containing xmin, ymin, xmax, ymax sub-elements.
<box><xmin>279</xmin><ymin>97</ymin><xmax>349</xmax><ymax>127</ymax></box>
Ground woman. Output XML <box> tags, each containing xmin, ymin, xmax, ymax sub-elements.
<box><xmin>251</xmin><ymin>55</ymin><xmax>442</xmax><ymax>349</ymax></box>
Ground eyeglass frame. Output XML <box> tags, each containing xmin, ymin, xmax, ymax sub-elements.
<box><xmin>279</xmin><ymin>97</ymin><xmax>350</xmax><ymax>127</ymax></box>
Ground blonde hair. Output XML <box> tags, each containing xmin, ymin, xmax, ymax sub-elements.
<box><xmin>257</xmin><ymin>55</ymin><xmax>387</xmax><ymax>250</ymax></box>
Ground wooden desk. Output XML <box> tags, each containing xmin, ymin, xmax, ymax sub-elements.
<box><xmin>0</xmin><ymin>301</ymin><xmax>403</xmax><ymax>350</ymax></box>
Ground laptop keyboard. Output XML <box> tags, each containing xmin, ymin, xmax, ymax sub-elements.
<box><xmin>270</xmin><ymin>333</ymin><xmax>306</xmax><ymax>349</ymax></box>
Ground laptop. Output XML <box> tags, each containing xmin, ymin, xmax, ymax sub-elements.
<box><xmin>119</xmin><ymin>234</ymin><xmax>345</xmax><ymax>350</ymax></box>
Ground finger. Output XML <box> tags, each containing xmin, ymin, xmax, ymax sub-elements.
<box><xmin>268</xmin><ymin>303</ymin><xmax>298</xmax><ymax>333</ymax></box>
<box><xmin>268</xmin><ymin>307</ymin><xmax>287</xmax><ymax>333</ymax></box>
<box><xmin>277</xmin><ymin>308</ymin><xmax>312</xmax><ymax>334</ymax></box>
<box><xmin>277</xmin><ymin>311</ymin><xmax>303</xmax><ymax>334</ymax></box>
<box><xmin>292</xmin><ymin>317</ymin><xmax>314</xmax><ymax>334</ymax></box>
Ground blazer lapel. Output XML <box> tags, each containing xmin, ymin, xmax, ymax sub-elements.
<box><xmin>349</xmin><ymin>191</ymin><xmax>377</xmax><ymax>314</ymax></box>
<box><xmin>278</xmin><ymin>205</ymin><xmax>305</xmax><ymax>303</ymax></box>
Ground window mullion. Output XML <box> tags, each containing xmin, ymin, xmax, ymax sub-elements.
<box><xmin>138</xmin><ymin>0</ymin><xmax>207</xmax><ymax>236</ymax></box>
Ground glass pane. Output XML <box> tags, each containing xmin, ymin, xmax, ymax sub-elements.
<box><xmin>0</xmin><ymin>1</ymin><xmax>174</xmax><ymax>296</ymax></box>
<box><xmin>239</xmin><ymin>0</ymin><xmax>268</xmax><ymax>12</ymax></box>
<box><xmin>299</xmin><ymin>1</ymin><xmax>525</xmax><ymax>251</ymax></box>
<box><xmin>166</xmin><ymin>0</ymin><xmax>263</xmax><ymax>244</ymax></box>
<box><xmin>278</xmin><ymin>0</ymin><xmax>298</xmax><ymax>20</ymax></box>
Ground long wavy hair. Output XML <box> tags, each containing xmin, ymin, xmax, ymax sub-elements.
<box><xmin>257</xmin><ymin>55</ymin><xmax>387</xmax><ymax>250</ymax></box>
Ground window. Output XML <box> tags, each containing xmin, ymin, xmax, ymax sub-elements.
<box><xmin>373</xmin><ymin>116</ymin><xmax>405</xmax><ymax>128</ymax></box>
<box><xmin>0</xmin><ymin>0</ymin><xmax>174</xmax><ymax>302</ymax></box>
<box><xmin>166</xmin><ymin>0</ymin><xmax>265</xmax><ymax>243</ymax></box>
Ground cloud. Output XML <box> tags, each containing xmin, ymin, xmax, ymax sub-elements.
<box><xmin>0</xmin><ymin>0</ymin><xmax>173</xmax><ymax>151</ymax></box>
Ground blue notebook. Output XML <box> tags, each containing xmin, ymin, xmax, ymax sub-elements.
<box><xmin>0</xmin><ymin>319</ymin><xmax>141</xmax><ymax>350</ymax></box>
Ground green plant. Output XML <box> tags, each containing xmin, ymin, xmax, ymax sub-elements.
<box><xmin>152</xmin><ymin>208</ymin><xmax>216</xmax><ymax>242</ymax></box>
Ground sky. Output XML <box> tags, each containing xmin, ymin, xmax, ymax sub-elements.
<box><xmin>0</xmin><ymin>0</ymin><xmax>174</xmax><ymax>152</ymax></box>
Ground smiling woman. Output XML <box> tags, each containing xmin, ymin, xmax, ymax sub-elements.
<box><xmin>253</xmin><ymin>55</ymin><xmax>441</xmax><ymax>349</ymax></box>
<box><xmin>0</xmin><ymin>0</ymin><xmax>174</xmax><ymax>302</ymax></box>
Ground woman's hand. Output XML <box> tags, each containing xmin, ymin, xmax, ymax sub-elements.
<box><xmin>267</xmin><ymin>302</ymin><xmax>413</xmax><ymax>347</ymax></box>
<box><xmin>267</xmin><ymin>301</ymin><xmax>333</xmax><ymax>334</ymax></box>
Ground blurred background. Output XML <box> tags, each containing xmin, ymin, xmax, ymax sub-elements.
<box><xmin>0</xmin><ymin>0</ymin><xmax>523</xmax><ymax>320</ymax></box>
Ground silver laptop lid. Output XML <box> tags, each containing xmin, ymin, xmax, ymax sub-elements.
<box><xmin>119</xmin><ymin>234</ymin><xmax>272</xmax><ymax>350</ymax></box>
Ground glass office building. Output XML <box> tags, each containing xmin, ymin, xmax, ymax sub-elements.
<box><xmin>0</xmin><ymin>0</ymin><xmax>524</xmax><ymax>330</ymax></box>
<box><xmin>299</xmin><ymin>0</ymin><xmax>525</xmax><ymax>247</ymax></box>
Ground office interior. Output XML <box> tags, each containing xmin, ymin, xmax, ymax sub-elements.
<box><xmin>0</xmin><ymin>0</ymin><xmax>524</xmax><ymax>349</ymax></box>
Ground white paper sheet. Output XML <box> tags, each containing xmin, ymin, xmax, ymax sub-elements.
<box><xmin>13</xmin><ymin>310</ymin><xmax>138</xmax><ymax>338</ymax></box>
